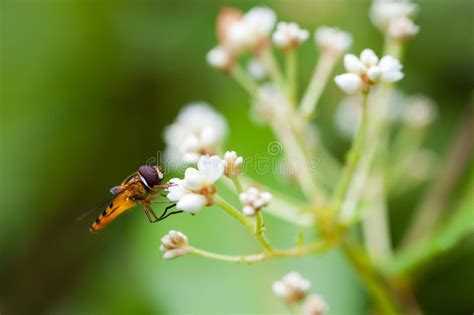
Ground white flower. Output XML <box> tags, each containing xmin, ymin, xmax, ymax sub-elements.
<box><xmin>207</xmin><ymin>46</ymin><xmax>233</xmax><ymax>70</ymax></box>
<box><xmin>370</xmin><ymin>0</ymin><xmax>418</xmax><ymax>31</ymax></box>
<box><xmin>272</xmin><ymin>271</ymin><xmax>311</xmax><ymax>304</ymax></box>
<box><xmin>272</xmin><ymin>22</ymin><xmax>309</xmax><ymax>50</ymax></box>
<box><xmin>160</xmin><ymin>230</ymin><xmax>188</xmax><ymax>260</ymax></box>
<box><xmin>301</xmin><ymin>294</ymin><xmax>329</xmax><ymax>315</ymax></box>
<box><xmin>334</xmin><ymin>73</ymin><xmax>362</xmax><ymax>94</ymax></box>
<box><xmin>388</xmin><ymin>16</ymin><xmax>419</xmax><ymax>40</ymax></box>
<box><xmin>226</xmin><ymin>6</ymin><xmax>276</xmax><ymax>53</ymax></box>
<box><xmin>164</xmin><ymin>103</ymin><xmax>227</xmax><ymax>165</ymax></box>
<box><xmin>223</xmin><ymin>151</ymin><xmax>244</xmax><ymax>176</ymax></box>
<box><xmin>239</xmin><ymin>187</ymin><xmax>272</xmax><ymax>217</ymax></box>
<box><xmin>167</xmin><ymin>155</ymin><xmax>225</xmax><ymax>213</ymax></box>
<box><xmin>247</xmin><ymin>58</ymin><xmax>267</xmax><ymax>80</ymax></box>
<box><xmin>402</xmin><ymin>95</ymin><xmax>437</xmax><ymax>128</ymax></box>
<box><xmin>315</xmin><ymin>26</ymin><xmax>352</xmax><ymax>57</ymax></box>
<box><xmin>335</xmin><ymin>49</ymin><xmax>404</xmax><ymax>94</ymax></box>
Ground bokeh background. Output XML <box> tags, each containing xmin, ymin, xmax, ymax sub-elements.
<box><xmin>1</xmin><ymin>0</ymin><xmax>473</xmax><ymax>314</ymax></box>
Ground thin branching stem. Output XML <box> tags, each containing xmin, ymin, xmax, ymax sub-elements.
<box><xmin>298</xmin><ymin>53</ymin><xmax>337</xmax><ymax>119</ymax></box>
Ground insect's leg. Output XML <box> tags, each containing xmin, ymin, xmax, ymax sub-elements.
<box><xmin>143</xmin><ymin>205</ymin><xmax>158</xmax><ymax>223</ymax></box>
<box><xmin>157</xmin><ymin>203</ymin><xmax>176</xmax><ymax>220</ymax></box>
<box><xmin>158</xmin><ymin>209</ymin><xmax>183</xmax><ymax>221</ymax></box>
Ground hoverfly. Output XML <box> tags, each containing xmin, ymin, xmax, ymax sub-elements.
<box><xmin>90</xmin><ymin>165</ymin><xmax>180</xmax><ymax>233</ymax></box>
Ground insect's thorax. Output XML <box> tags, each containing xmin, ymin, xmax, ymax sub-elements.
<box><xmin>124</xmin><ymin>175</ymin><xmax>151</xmax><ymax>201</ymax></box>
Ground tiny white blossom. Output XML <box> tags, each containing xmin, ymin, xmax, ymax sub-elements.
<box><xmin>335</xmin><ymin>49</ymin><xmax>404</xmax><ymax>94</ymax></box>
<box><xmin>167</xmin><ymin>155</ymin><xmax>225</xmax><ymax>213</ymax></box>
<box><xmin>223</xmin><ymin>151</ymin><xmax>244</xmax><ymax>176</ymax></box>
<box><xmin>334</xmin><ymin>73</ymin><xmax>362</xmax><ymax>94</ymax></box>
<box><xmin>301</xmin><ymin>294</ymin><xmax>330</xmax><ymax>315</ymax></box>
<box><xmin>247</xmin><ymin>58</ymin><xmax>267</xmax><ymax>80</ymax></box>
<box><xmin>272</xmin><ymin>271</ymin><xmax>311</xmax><ymax>304</ymax></box>
<box><xmin>164</xmin><ymin>103</ymin><xmax>227</xmax><ymax>165</ymax></box>
<box><xmin>239</xmin><ymin>187</ymin><xmax>272</xmax><ymax>217</ymax></box>
<box><xmin>226</xmin><ymin>6</ymin><xmax>276</xmax><ymax>53</ymax></box>
<box><xmin>388</xmin><ymin>16</ymin><xmax>419</xmax><ymax>40</ymax></box>
<box><xmin>370</xmin><ymin>0</ymin><xmax>418</xmax><ymax>31</ymax></box>
<box><xmin>273</xmin><ymin>22</ymin><xmax>309</xmax><ymax>50</ymax></box>
<box><xmin>160</xmin><ymin>230</ymin><xmax>188</xmax><ymax>260</ymax></box>
<box><xmin>402</xmin><ymin>96</ymin><xmax>437</xmax><ymax>128</ymax></box>
<box><xmin>315</xmin><ymin>26</ymin><xmax>352</xmax><ymax>57</ymax></box>
<box><xmin>207</xmin><ymin>46</ymin><xmax>233</xmax><ymax>70</ymax></box>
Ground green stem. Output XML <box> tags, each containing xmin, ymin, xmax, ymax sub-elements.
<box><xmin>332</xmin><ymin>92</ymin><xmax>369</xmax><ymax>208</ymax></box>
<box><xmin>186</xmin><ymin>239</ymin><xmax>334</xmax><ymax>264</ymax></box>
<box><xmin>214</xmin><ymin>194</ymin><xmax>274</xmax><ymax>251</ymax></box>
<box><xmin>230</xmin><ymin>64</ymin><xmax>259</xmax><ymax>97</ymax></box>
<box><xmin>255</xmin><ymin>212</ymin><xmax>273</xmax><ymax>252</ymax></box>
<box><xmin>298</xmin><ymin>53</ymin><xmax>336</xmax><ymax>119</ymax></box>
<box><xmin>259</xmin><ymin>48</ymin><xmax>285</xmax><ymax>90</ymax></box>
<box><xmin>342</xmin><ymin>242</ymin><xmax>400</xmax><ymax>315</ymax></box>
<box><xmin>286</xmin><ymin>50</ymin><xmax>297</xmax><ymax>104</ymax></box>
<box><xmin>229</xmin><ymin>175</ymin><xmax>243</xmax><ymax>194</ymax></box>
<box><xmin>214</xmin><ymin>194</ymin><xmax>254</xmax><ymax>231</ymax></box>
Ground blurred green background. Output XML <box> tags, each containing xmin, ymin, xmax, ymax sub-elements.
<box><xmin>1</xmin><ymin>0</ymin><xmax>473</xmax><ymax>314</ymax></box>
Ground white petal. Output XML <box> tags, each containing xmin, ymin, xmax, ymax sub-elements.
<box><xmin>176</xmin><ymin>193</ymin><xmax>207</xmax><ymax>213</ymax></box>
<box><xmin>200</xmin><ymin>126</ymin><xmax>219</xmax><ymax>146</ymax></box>
<box><xmin>367</xmin><ymin>66</ymin><xmax>382</xmax><ymax>81</ymax></box>
<box><xmin>343</xmin><ymin>54</ymin><xmax>366</xmax><ymax>74</ymax></box>
<box><xmin>183</xmin><ymin>168</ymin><xmax>205</xmax><ymax>190</ymax></box>
<box><xmin>197</xmin><ymin>155</ymin><xmax>224</xmax><ymax>183</ymax></box>
<box><xmin>335</xmin><ymin>73</ymin><xmax>362</xmax><ymax>94</ymax></box>
<box><xmin>360</xmin><ymin>48</ymin><xmax>379</xmax><ymax>66</ymax></box>
<box><xmin>243</xmin><ymin>205</ymin><xmax>256</xmax><ymax>216</ymax></box>
<box><xmin>167</xmin><ymin>179</ymin><xmax>189</xmax><ymax>202</ymax></box>
<box><xmin>272</xmin><ymin>281</ymin><xmax>288</xmax><ymax>297</ymax></box>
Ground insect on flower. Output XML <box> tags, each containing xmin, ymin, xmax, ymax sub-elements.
<box><xmin>90</xmin><ymin>165</ymin><xmax>180</xmax><ymax>233</ymax></box>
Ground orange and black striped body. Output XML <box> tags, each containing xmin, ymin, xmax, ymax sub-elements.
<box><xmin>90</xmin><ymin>165</ymin><xmax>165</xmax><ymax>233</ymax></box>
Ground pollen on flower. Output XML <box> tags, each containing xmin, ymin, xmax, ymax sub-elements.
<box><xmin>315</xmin><ymin>26</ymin><xmax>352</xmax><ymax>57</ymax></box>
<box><xmin>223</xmin><ymin>151</ymin><xmax>244</xmax><ymax>176</ymax></box>
<box><xmin>167</xmin><ymin>155</ymin><xmax>225</xmax><ymax>213</ymax></box>
<box><xmin>301</xmin><ymin>294</ymin><xmax>329</xmax><ymax>315</ymax></box>
<box><xmin>164</xmin><ymin>103</ymin><xmax>228</xmax><ymax>166</ymax></box>
<box><xmin>160</xmin><ymin>230</ymin><xmax>188</xmax><ymax>260</ymax></box>
<box><xmin>272</xmin><ymin>271</ymin><xmax>311</xmax><ymax>304</ymax></box>
<box><xmin>239</xmin><ymin>187</ymin><xmax>272</xmax><ymax>217</ymax></box>
<box><xmin>272</xmin><ymin>21</ymin><xmax>309</xmax><ymax>51</ymax></box>
<box><xmin>335</xmin><ymin>49</ymin><xmax>404</xmax><ymax>94</ymax></box>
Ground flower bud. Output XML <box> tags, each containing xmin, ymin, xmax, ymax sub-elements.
<box><xmin>223</xmin><ymin>151</ymin><xmax>244</xmax><ymax>176</ymax></box>
<box><xmin>160</xmin><ymin>230</ymin><xmax>188</xmax><ymax>260</ymax></box>
<box><xmin>272</xmin><ymin>271</ymin><xmax>311</xmax><ymax>304</ymax></box>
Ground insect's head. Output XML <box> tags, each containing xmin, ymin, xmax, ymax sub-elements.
<box><xmin>138</xmin><ymin>165</ymin><xmax>164</xmax><ymax>189</ymax></box>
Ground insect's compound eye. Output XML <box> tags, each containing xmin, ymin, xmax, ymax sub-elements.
<box><xmin>138</xmin><ymin>165</ymin><xmax>160</xmax><ymax>188</ymax></box>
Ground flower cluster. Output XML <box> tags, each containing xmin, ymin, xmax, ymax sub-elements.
<box><xmin>223</xmin><ymin>151</ymin><xmax>244</xmax><ymax>176</ymax></box>
<box><xmin>154</xmin><ymin>3</ymin><xmax>451</xmax><ymax>315</ymax></box>
<box><xmin>160</xmin><ymin>230</ymin><xmax>188</xmax><ymax>260</ymax></box>
<box><xmin>273</xmin><ymin>22</ymin><xmax>309</xmax><ymax>51</ymax></box>
<box><xmin>370</xmin><ymin>0</ymin><xmax>419</xmax><ymax>40</ymax></box>
<box><xmin>272</xmin><ymin>271</ymin><xmax>311</xmax><ymax>304</ymax></box>
<box><xmin>239</xmin><ymin>187</ymin><xmax>272</xmax><ymax>217</ymax></box>
<box><xmin>207</xmin><ymin>7</ymin><xmax>276</xmax><ymax>70</ymax></box>
<box><xmin>272</xmin><ymin>272</ymin><xmax>328</xmax><ymax>314</ymax></box>
<box><xmin>167</xmin><ymin>155</ymin><xmax>224</xmax><ymax>213</ymax></box>
<box><xmin>164</xmin><ymin>103</ymin><xmax>227</xmax><ymax>165</ymax></box>
<box><xmin>335</xmin><ymin>49</ymin><xmax>404</xmax><ymax>94</ymax></box>
<box><xmin>315</xmin><ymin>26</ymin><xmax>352</xmax><ymax>58</ymax></box>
